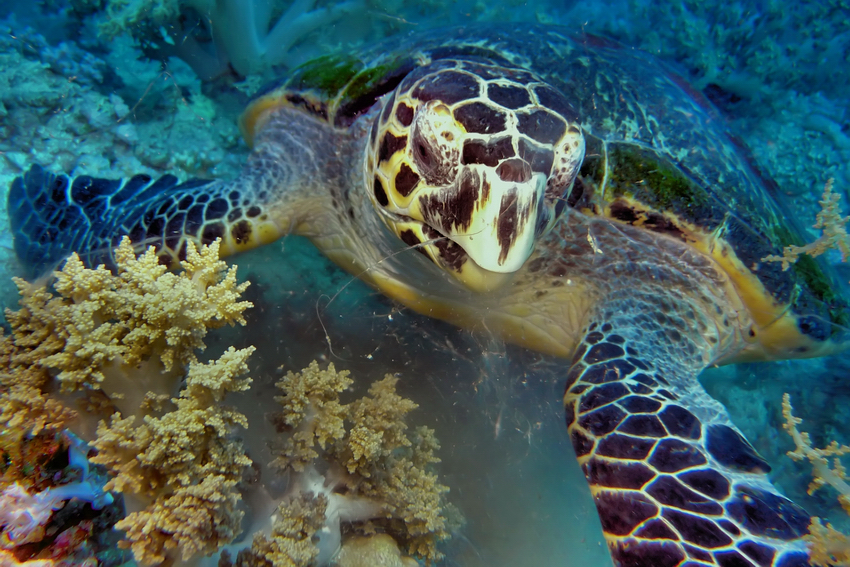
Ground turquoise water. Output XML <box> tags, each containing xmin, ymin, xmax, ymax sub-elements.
<box><xmin>0</xmin><ymin>1</ymin><xmax>848</xmax><ymax>566</ymax></box>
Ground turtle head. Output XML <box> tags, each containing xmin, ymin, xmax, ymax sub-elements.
<box><xmin>366</xmin><ymin>59</ymin><xmax>585</xmax><ymax>292</ymax></box>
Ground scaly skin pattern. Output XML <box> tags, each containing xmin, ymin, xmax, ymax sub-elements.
<box><xmin>566</xmin><ymin>324</ymin><xmax>813</xmax><ymax>567</ymax></box>
<box><xmin>522</xmin><ymin>211</ymin><xmax>814</xmax><ymax>566</ymax></box>
<box><xmin>7</xmin><ymin>108</ymin><xmax>341</xmax><ymax>277</ymax></box>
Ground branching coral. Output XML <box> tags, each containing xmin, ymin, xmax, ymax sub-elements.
<box><xmin>228</xmin><ymin>505</ymin><xmax>420</xmax><ymax>567</ymax></box>
<box><xmin>764</xmin><ymin>179</ymin><xmax>850</xmax><ymax>271</ymax></box>
<box><xmin>782</xmin><ymin>393</ymin><xmax>850</xmax><ymax>566</ymax></box>
<box><xmin>241</xmin><ymin>492</ymin><xmax>329</xmax><ymax>567</ymax></box>
<box><xmin>7</xmin><ymin>236</ymin><xmax>251</xmax><ymax>422</ymax></box>
<box><xmin>265</xmin><ymin>361</ymin><xmax>454</xmax><ymax>564</ymax></box>
<box><xmin>2</xmin><ymin>236</ymin><xmax>255</xmax><ymax>565</ymax></box>
<box><xmin>89</xmin><ymin>347</ymin><xmax>254</xmax><ymax>564</ymax></box>
<box><xmin>3</xmin><ymin>238</ymin><xmax>454</xmax><ymax>565</ymax></box>
<box><xmin>0</xmin><ymin>334</ymin><xmax>77</xmax><ymax>477</ymax></box>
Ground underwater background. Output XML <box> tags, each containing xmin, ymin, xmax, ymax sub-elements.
<box><xmin>0</xmin><ymin>0</ymin><xmax>849</xmax><ymax>566</ymax></box>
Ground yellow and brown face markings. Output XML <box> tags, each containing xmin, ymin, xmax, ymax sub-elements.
<box><xmin>364</xmin><ymin>57</ymin><xmax>584</xmax><ymax>282</ymax></box>
<box><xmin>496</xmin><ymin>191</ymin><xmax>520</xmax><ymax>264</ymax></box>
<box><xmin>422</xmin><ymin>223</ymin><xmax>468</xmax><ymax>271</ymax></box>
<box><xmin>564</xmin><ymin>323</ymin><xmax>813</xmax><ymax>567</ymax></box>
<box><xmin>394</xmin><ymin>163</ymin><xmax>420</xmax><ymax>196</ymax></box>
<box><xmin>411</xmin><ymin>112</ymin><xmax>461</xmax><ymax>185</ymax></box>
<box><xmin>419</xmin><ymin>168</ymin><xmax>480</xmax><ymax>233</ymax></box>
<box><xmin>378</xmin><ymin>132</ymin><xmax>408</xmax><ymax>163</ymax></box>
<box><xmin>373</xmin><ymin>176</ymin><xmax>389</xmax><ymax>206</ymax></box>
<box><xmin>399</xmin><ymin>227</ymin><xmax>424</xmax><ymax>250</ymax></box>
<box><xmin>461</xmin><ymin>136</ymin><xmax>516</xmax><ymax>168</ymax></box>
<box><xmin>368</xmin><ymin>57</ymin><xmax>583</xmax><ymax>210</ymax></box>
<box><xmin>395</xmin><ymin>101</ymin><xmax>414</xmax><ymax>126</ymax></box>
<box><xmin>496</xmin><ymin>157</ymin><xmax>532</xmax><ymax>183</ymax></box>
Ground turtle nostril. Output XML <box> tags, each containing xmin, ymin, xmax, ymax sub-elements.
<box><xmin>496</xmin><ymin>158</ymin><xmax>532</xmax><ymax>183</ymax></box>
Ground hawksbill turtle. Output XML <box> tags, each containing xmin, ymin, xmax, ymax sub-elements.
<box><xmin>8</xmin><ymin>23</ymin><xmax>849</xmax><ymax>567</ymax></box>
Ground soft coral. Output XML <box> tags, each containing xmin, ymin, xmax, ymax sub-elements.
<box><xmin>100</xmin><ymin>0</ymin><xmax>365</xmax><ymax>78</ymax></box>
<box><xmin>233</xmin><ymin>361</ymin><xmax>455</xmax><ymax>565</ymax></box>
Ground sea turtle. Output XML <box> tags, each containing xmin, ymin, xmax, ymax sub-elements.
<box><xmin>8</xmin><ymin>23</ymin><xmax>849</xmax><ymax>567</ymax></box>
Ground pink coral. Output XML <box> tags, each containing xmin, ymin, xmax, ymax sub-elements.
<box><xmin>0</xmin><ymin>482</ymin><xmax>61</xmax><ymax>547</ymax></box>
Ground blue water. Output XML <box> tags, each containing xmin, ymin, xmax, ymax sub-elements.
<box><xmin>0</xmin><ymin>1</ymin><xmax>848</xmax><ymax>566</ymax></box>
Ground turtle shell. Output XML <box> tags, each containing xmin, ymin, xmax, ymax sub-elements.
<box><xmin>240</xmin><ymin>34</ymin><xmax>521</xmax><ymax>143</ymax></box>
<box><xmin>241</xmin><ymin>24</ymin><xmax>849</xmax><ymax>356</ymax></box>
<box><xmin>241</xmin><ymin>52</ymin><xmax>414</xmax><ymax>145</ymax></box>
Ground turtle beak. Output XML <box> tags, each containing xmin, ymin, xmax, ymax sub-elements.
<box><xmin>413</xmin><ymin>162</ymin><xmax>547</xmax><ymax>275</ymax></box>
<box><xmin>448</xmin><ymin>168</ymin><xmax>547</xmax><ymax>274</ymax></box>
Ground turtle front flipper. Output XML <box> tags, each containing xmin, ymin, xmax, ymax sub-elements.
<box><xmin>566</xmin><ymin>298</ymin><xmax>813</xmax><ymax>567</ymax></box>
<box><xmin>8</xmin><ymin>164</ymin><xmax>285</xmax><ymax>278</ymax></box>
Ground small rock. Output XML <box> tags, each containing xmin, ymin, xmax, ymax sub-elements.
<box><xmin>336</xmin><ymin>534</ymin><xmax>418</xmax><ymax>567</ymax></box>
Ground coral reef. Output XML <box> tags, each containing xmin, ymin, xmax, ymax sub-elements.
<box><xmin>271</xmin><ymin>362</ymin><xmax>453</xmax><ymax>562</ymax></box>
<box><xmin>77</xmin><ymin>0</ymin><xmax>557</xmax><ymax>81</ymax></box>
<box><xmin>0</xmin><ymin>237</ymin><xmax>255</xmax><ymax>565</ymax></box>
<box><xmin>245</xmin><ymin>492</ymin><xmax>330</xmax><ymax>567</ymax></box>
<box><xmin>0</xmin><ymin>16</ymin><xmax>245</xmax><ymax>196</ymax></box>
<box><xmin>221</xmin><ymin>361</ymin><xmax>457</xmax><ymax>566</ymax></box>
<box><xmin>782</xmin><ymin>394</ymin><xmax>850</xmax><ymax>566</ymax></box>
<box><xmin>1</xmin><ymin>1</ymin><xmax>846</xmax><ymax>565</ymax></box>
<box><xmin>7</xmin><ymin>237</ymin><xmax>252</xmax><ymax>416</ymax></box>
<box><xmin>0</xmin><ymin>237</ymin><xmax>455</xmax><ymax>565</ymax></box>
<box><xmin>764</xmin><ymin>179</ymin><xmax>850</xmax><ymax>271</ymax></box>
<box><xmin>89</xmin><ymin>347</ymin><xmax>254</xmax><ymax>564</ymax></box>
<box><xmin>562</xmin><ymin>0</ymin><xmax>850</xmax><ymax>207</ymax></box>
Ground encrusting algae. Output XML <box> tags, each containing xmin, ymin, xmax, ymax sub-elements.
<box><xmin>0</xmin><ymin>238</ymin><xmax>457</xmax><ymax>566</ymax></box>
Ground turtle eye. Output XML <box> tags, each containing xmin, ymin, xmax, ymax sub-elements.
<box><xmin>413</xmin><ymin>132</ymin><xmax>437</xmax><ymax>171</ymax></box>
<box><xmin>410</xmin><ymin>101</ymin><xmax>461</xmax><ymax>185</ymax></box>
